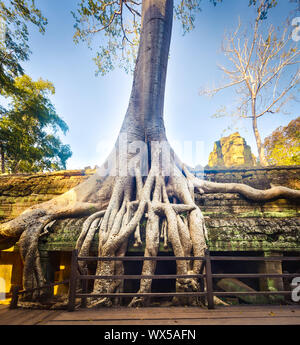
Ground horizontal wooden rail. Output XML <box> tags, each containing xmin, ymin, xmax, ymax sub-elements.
<box><xmin>61</xmin><ymin>249</ymin><xmax>300</xmax><ymax>312</ymax></box>
<box><xmin>17</xmin><ymin>280</ymin><xmax>70</xmax><ymax>295</ymax></box>
<box><xmin>78</xmin><ymin>273</ymin><xmax>298</xmax><ymax>281</ymax></box>
<box><xmin>77</xmin><ymin>256</ymin><xmax>205</xmax><ymax>261</ymax></box>
<box><xmin>76</xmin><ymin>292</ymin><xmax>207</xmax><ymax>298</ymax></box>
<box><xmin>210</xmin><ymin>256</ymin><xmax>300</xmax><ymax>261</ymax></box>
<box><xmin>79</xmin><ymin>274</ymin><xmax>205</xmax><ymax>280</ymax></box>
<box><xmin>10</xmin><ymin>279</ymin><xmax>70</xmax><ymax>309</ymax></box>
<box><xmin>77</xmin><ymin>255</ymin><xmax>300</xmax><ymax>262</ymax></box>
<box><xmin>214</xmin><ymin>291</ymin><xmax>293</xmax><ymax>296</ymax></box>
<box><xmin>212</xmin><ymin>273</ymin><xmax>299</xmax><ymax>279</ymax></box>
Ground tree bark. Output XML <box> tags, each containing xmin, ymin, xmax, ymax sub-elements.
<box><xmin>0</xmin><ymin>143</ymin><xmax>4</xmax><ymax>173</ymax></box>
<box><xmin>252</xmin><ymin>99</ymin><xmax>267</xmax><ymax>166</ymax></box>
<box><xmin>119</xmin><ymin>0</ymin><xmax>173</xmax><ymax>143</ymax></box>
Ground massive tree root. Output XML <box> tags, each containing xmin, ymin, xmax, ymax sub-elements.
<box><xmin>73</xmin><ymin>145</ymin><xmax>207</xmax><ymax>307</ymax></box>
<box><xmin>71</xmin><ymin>145</ymin><xmax>300</xmax><ymax>307</ymax></box>
<box><xmin>0</xmin><ymin>173</ymin><xmax>109</xmax><ymax>300</ymax></box>
<box><xmin>0</xmin><ymin>142</ymin><xmax>300</xmax><ymax>304</ymax></box>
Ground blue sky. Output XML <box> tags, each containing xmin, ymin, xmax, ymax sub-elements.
<box><xmin>20</xmin><ymin>0</ymin><xmax>299</xmax><ymax>169</ymax></box>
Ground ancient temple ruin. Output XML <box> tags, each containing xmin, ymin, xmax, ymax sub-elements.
<box><xmin>208</xmin><ymin>132</ymin><xmax>257</xmax><ymax>168</ymax></box>
<box><xmin>0</xmin><ymin>166</ymin><xmax>299</xmax><ymax>305</ymax></box>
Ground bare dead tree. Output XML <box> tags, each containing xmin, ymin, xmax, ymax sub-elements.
<box><xmin>201</xmin><ymin>0</ymin><xmax>299</xmax><ymax>166</ymax></box>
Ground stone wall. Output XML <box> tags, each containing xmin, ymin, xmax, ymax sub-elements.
<box><xmin>203</xmin><ymin>166</ymin><xmax>300</xmax><ymax>190</ymax></box>
<box><xmin>0</xmin><ymin>166</ymin><xmax>299</xmax><ymax>253</ymax></box>
<box><xmin>0</xmin><ymin>166</ymin><xmax>299</xmax><ymax>301</ymax></box>
<box><xmin>200</xmin><ymin>166</ymin><xmax>300</xmax><ymax>252</ymax></box>
<box><xmin>0</xmin><ymin>170</ymin><xmax>93</xmax><ymax>223</ymax></box>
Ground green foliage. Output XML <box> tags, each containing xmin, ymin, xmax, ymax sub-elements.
<box><xmin>174</xmin><ymin>0</ymin><xmax>277</xmax><ymax>34</ymax></box>
<box><xmin>72</xmin><ymin>0</ymin><xmax>214</xmax><ymax>75</ymax></box>
<box><xmin>174</xmin><ymin>0</ymin><xmax>202</xmax><ymax>33</ymax></box>
<box><xmin>72</xmin><ymin>0</ymin><xmax>141</xmax><ymax>75</ymax></box>
<box><xmin>174</xmin><ymin>0</ymin><xmax>223</xmax><ymax>33</ymax></box>
<box><xmin>72</xmin><ymin>0</ymin><xmax>220</xmax><ymax>74</ymax></box>
<box><xmin>0</xmin><ymin>0</ymin><xmax>47</xmax><ymax>100</ymax></box>
<box><xmin>72</xmin><ymin>0</ymin><xmax>278</xmax><ymax>75</ymax></box>
<box><xmin>0</xmin><ymin>2</ymin><xmax>70</xmax><ymax>173</ymax></box>
<box><xmin>0</xmin><ymin>75</ymin><xmax>72</xmax><ymax>173</ymax></box>
<box><xmin>264</xmin><ymin>117</ymin><xmax>300</xmax><ymax>166</ymax></box>
<box><xmin>249</xmin><ymin>0</ymin><xmax>278</xmax><ymax>20</ymax></box>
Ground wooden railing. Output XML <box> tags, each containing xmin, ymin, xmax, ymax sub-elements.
<box><xmin>67</xmin><ymin>249</ymin><xmax>300</xmax><ymax>311</ymax></box>
<box><xmin>10</xmin><ymin>280</ymin><xmax>69</xmax><ymax>309</ymax></box>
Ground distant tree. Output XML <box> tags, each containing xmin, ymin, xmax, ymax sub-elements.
<box><xmin>202</xmin><ymin>0</ymin><xmax>299</xmax><ymax>166</ymax></box>
<box><xmin>0</xmin><ymin>75</ymin><xmax>72</xmax><ymax>173</ymax></box>
<box><xmin>0</xmin><ymin>0</ymin><xmax>47</xmax><ymax>105</ymax></box>
<box><xmin>0</xmin><ymin>2</ymin><xmax>69</xmax><ymax>173</ymax></box>
<box><xmin>264</xmin><ymin>117</ymin><xmax>300</xmax><ymax>166</ymax></box>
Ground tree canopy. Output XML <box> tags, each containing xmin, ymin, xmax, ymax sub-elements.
<box><xmin>0</xmin><ymin>75</ymin><xmax>72</xmax><ymax>173</ymax></box>
<box><xmin>72</xmin><ymin>0</ymin><xmax>279</xmax><ymax>75</ymax></box>
<box><xmin>0</xmin><ymin>1</ymin><xmax>71</xmax><ymax>173</ymax></box>
<box><xmin>72</xmin><ymin>0</ymin><xmax>231</xmax><ymax>75</ymax></box>
<box><xmin>264</xmin><ymin>117</ymin><xmax>300</xmax><ymax>166</ymax></box>
<box><xmin>0</xmin><ymin>0</ymin><xmax>47</xmax><ymax>103</ymax></box>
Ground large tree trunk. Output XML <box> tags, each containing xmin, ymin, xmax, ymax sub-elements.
<box><xmin>118</xmin><ymin>0</ymin><xmax>172</xmax><ymax>143</ymax></box>
<box><xmin>91</xmin><ymin>0</ymin><xmax>206</xmax><ymax>306</ymax></box>
<box><xmin>0</xmin><ymin>143</ymin><xmax>4</xmax><ymax>174</ymax></box>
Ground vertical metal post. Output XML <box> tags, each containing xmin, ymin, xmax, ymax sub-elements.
<box><xmin>68</xmin><ymin>249</ymin><xmax>78</xmax><ymax>312</ymax></box>
<box><xmin>10</xmin><ymin>285</ymin><xmax>20</xmax><ymax>309</ymax></box>
<box><xmin>205</xmin><ymin>249</ymin><xmax>214</xmax><ymax>309</ymax></box>
<box><xmin>80</xmin><ymin>268</ymin><xmax>88</xmax><ymax>308</ymax></box>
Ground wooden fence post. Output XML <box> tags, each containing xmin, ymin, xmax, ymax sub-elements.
<box><xmin>80</xmin><ymin>268</ymin><xmax>88</xmax><ymax>308</ymax></box>
<box><xmin>205</xmin><ymin>249</ymin><xmax>214</xmax><ymax>309</ymax></box>
<box><xmin>10</xmin><ymin>285</ymin><xmax>20</xmax><ymax>309</ymax></box>
<box><xmin>68</xmin><ymin>249</ymin><xmax>78</xmax><ymax>312</ymax></box>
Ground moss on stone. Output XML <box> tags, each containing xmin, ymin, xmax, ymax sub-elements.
<box><xmin>1</xmin><ymin>167</ymin><xmax>299</xmax><ymax>253</ymax></box>
<box><xmin>238</xmin><ymin>210</ymin><xmax>299</xmax><ymax>218</ymax></box>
